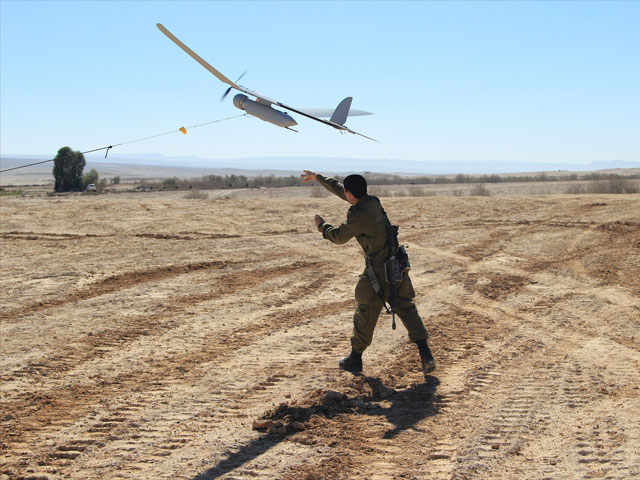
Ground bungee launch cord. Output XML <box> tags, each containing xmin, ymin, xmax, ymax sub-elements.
<box><xmin>0</xmin><ymin>113</ymin><xmax>247</xmax><ymax>174</ymax></box>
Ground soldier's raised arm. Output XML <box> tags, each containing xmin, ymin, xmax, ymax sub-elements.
<box><xmin>300</xmin><ymin>170</ymin><xmax>347</xmax><ymax>202</ymax></box>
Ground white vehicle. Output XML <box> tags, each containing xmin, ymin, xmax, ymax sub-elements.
<box><xmin>86</xmin><ymin>184</ymin><xmax>96</xmax><ymax>192</ymax></box>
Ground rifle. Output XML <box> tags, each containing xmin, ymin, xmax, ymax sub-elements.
<box><xmin>384</xmin><ymin>224</ymin><xmax>410</xmax><ymax>330</ymax></box>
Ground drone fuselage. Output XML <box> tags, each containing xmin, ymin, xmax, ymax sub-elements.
<box><xmin>233</xmin><ymin>94</ymin><xmax>297</xmax><ymax>128</ymax></box>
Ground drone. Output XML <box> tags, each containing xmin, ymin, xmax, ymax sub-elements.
<box><xmin>157</xmin><ymin>23</ymin><xmax>376</xmax><ymax>141</ymax></box>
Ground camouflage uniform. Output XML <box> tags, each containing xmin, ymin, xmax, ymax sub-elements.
<box><xmin>315</xmin><ymin>174</ymin><xmax>429</xmax><ymax>353</ymax></box>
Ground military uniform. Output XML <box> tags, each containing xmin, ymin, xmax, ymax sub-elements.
<box><xmin>315</xmin><ymin>174</ymin><xmax>429</xmax><ymax>353</ymax></box>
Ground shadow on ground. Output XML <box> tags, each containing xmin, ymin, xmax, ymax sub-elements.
<box><xmin>362</xmin><ymin>375</ymin><xmax>440</xmax><ymax>439</ymax></box>
<box><xmin>192</xmin><ymin>375</ymin><xmax>440</xmax><ymax>479</ymax></box>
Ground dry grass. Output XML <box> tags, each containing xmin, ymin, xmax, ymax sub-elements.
<box><xmin>183</xmin><ymin>189</ymin><xmax>209</xmax><ymax>200</ymax></box>
<box><xmin>370</xmin><ymin>185</ymin><xmax>437</xmax><ymax>197</ymax></box>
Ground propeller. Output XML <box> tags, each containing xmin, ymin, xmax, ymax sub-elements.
<box><xmin>221</xmin><ymin>71</ymin><xmax>246</xmax><ymax>101</ymax></box>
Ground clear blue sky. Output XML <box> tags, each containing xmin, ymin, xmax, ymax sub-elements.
<box><xmin>1</xmin><ymin>0</ymin><xmax>638</xmax><ymax>168</ymax></box>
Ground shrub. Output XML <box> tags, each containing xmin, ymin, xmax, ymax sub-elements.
<box><xmin>82</xmin><ymin>168</ymin><xmax>99</xmax><ymax>190</ymax></box>
<box><xmin>586</xmin><ymin>179</ymin><xmax>639</xmax><ymax>194</ymax></box>
<box><xmin>565</xmin><ymin>183</ymin><xmax>585</xmax><ymax>194</ymax></box>
<box><xmin>470</xmin><ymin>183</ymin><xmax>491</xmax><ymax>196</ymax></box>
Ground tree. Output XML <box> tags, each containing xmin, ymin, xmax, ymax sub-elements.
<box><xmin>52</xmin><ymin>147</ymin><xmax>85</xmax><ymax>192</ymax></box>
<box><xmin>82</xmin><ymin>168</ymin><xmax>99</xmax><ymax>189</ymax></box>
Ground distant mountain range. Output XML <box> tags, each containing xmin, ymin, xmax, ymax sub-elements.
<box><xmin>2</xmin><ymin>153</ymin><xmax>638</xmax><ymax>177</ymax></box>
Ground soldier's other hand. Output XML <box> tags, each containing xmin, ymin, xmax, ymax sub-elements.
<box><xmin>301</xmin><ymin>170</ymin><xmax>317</xmax><ymax>182</ymax></box>
<box><xmin>314</xmin><ymin>215</ymin><xmax>324</xmax><ymax>228</ymax></box>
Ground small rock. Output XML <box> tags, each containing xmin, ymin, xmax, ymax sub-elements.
<box><xmin>252</xmin><ymin>419</ymin><xmax>272</xmax><ymax>431</ymax></box>
<box><xmin>277</xmin><ymin>426</ymin><xmax>287</xmax><ymax>434</ymax></box>
<box><xmin>429</xmin><ymin>453</ymin><xmax>450</xmax><ymax>460</ymax></box>
<box><xmin>324</xmin><ymin>390</ymin><xmax>342</xmax><ymax>401</ymax></box>
<box><xmin>289</xmin><ymin>421</ymin><xmax>305</xmax><ymax>431</ymax></box>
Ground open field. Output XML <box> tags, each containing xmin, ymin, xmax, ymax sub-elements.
<box><xmin>1</xmin><ymin>189</ymin><xmax>639</xmax><ymax>479</ymax></box>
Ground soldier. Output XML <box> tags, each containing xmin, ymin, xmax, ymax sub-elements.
<box><xmin>300</xmin><ymin>170</ymin><xmax>436</xmax><ymax>380</ymax></box>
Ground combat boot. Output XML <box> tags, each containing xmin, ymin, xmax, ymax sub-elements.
<box><xmin>338</xmin><ymin>349</ymin><xmax>363</xmax><ymax>373</ymax></box>
<box><xmin>416</xmin><ymin>339</ymin><xmax>436</xmax><ymax>380</ymax></box>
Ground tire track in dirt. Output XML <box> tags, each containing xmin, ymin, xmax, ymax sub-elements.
<box><xmin>443</xmin><ymin>356</ymin><xmax>572</xmax><ymax>480</ymax></box>
<box><xmin>0</xmin><ymin>231</ymin><xmax>241</xmax><ymax>241</ymax></box>
<box><xmin>490</xmin><ymin>348</ymin><xmax>639</xmax><ymax>479</ymax></box>
<box><xmin>0</xmin><ymin>261</ymin><xmax>325</xmax><ymax>423</ymax></box>
<box><xmin>0</xmin><ymin>231</ymin><xmax>109</xmax><ymax>240</ymax></box>
<box><xmin>0</xmin><ymin>265</ymin><xmax>348</xmax><ymax>478</ymax></box>
<box><xmin>275</xmin><ymin>296</ymin><xmax>631</xmax><ymax>480</ymax></box>
<box><xmin>522</xmin><ymin>221</ymin><xmax>640</xmax><ymax>294</ymax></box>
<box><xmin>16</xmin><ymin>296</ymin><xmax>354</xmax><ymax>480</ymax></box>
<box><xmin>0</xmin><ymin>251</ymin><xmax>322</xmax><ymax>323</ymax></box>
<box><xmin>136</xmin><ymin>232</ymin><xmax>240</xmax><ymax>240</ymax></box>
<box><xmin>566</xmin><ymin>405</ymin><xmax>640</xmax><ymax>480</ymax></box>
<box><xmin>108</xmin><ymin>307</ymin><xmax>351</xmax><ymax>479</ymax></box>
<box><xmin>0</xmin><ymin>260</ymin><xmax>234</xmax><ymax>322</ymax></box>
<box><xmin>262</xmin><ymin>210</ymin><xmax>640</xmax><ymax>480</ymax></box>
<box><xmin>436</xmin><ymin>257</ymin><xmax>637</xmax><ymax>480</ymax></box>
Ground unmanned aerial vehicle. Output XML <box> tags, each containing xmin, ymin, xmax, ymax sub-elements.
<box><xmin>157</xmin><ymin>23</ymin><xmax>376</xmax><ymax>141</ymax></box>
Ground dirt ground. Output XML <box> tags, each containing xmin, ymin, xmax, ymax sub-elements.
<box><xmin>1</xmin><ymin>188</ymin><xmax>639</xmax><ymax>480</ymax></box>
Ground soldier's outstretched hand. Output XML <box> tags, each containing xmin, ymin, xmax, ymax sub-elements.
<box><xmin>314</xmin><ymin>215</ymin><xmax>324</xmax><ymax>228</ymax></box>
<box><xmin>301</xmin><ymin>170</ymin><xmax>317</xmax><ymax>182</ymax></box>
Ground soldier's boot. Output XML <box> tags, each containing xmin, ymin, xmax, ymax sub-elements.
<box><xmin>338</xmin><ymin>349</ymin><xmax>363</xmax><ymax>373</ymax></box>
<box><xmin>416</xmin><ymin>339</ymin><xmax>436</xmax><ymax>380</ymax></box>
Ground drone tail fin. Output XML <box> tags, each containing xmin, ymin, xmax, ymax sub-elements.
<box><xmin>329</xmin><ymin>97</ymin><xmax>353</xmax><ymax>126</ymax></box>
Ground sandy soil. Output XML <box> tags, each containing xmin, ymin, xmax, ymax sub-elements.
<box><xmin>1</xmin><ymin>189</ymin><xmax>639</xmax><ymax>480</ymax></box>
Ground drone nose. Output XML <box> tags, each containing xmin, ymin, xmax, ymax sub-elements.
<box><xmin>233</xmin><ymin>94</ymin><xmax>248</xmax><ymax>110</ymax></box>
<box><xmin>283</xmin><ymin>114</ymin><xmax>298</xmax><ymax>128</ymax></box>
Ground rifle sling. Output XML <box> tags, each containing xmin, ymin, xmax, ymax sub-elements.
<box><xmin>365</xmin><ymin>257</ymin><xmax>391</xmax><ymax>314</ymax></box>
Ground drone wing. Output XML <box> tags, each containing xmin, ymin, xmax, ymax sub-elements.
<box><xmin>157</xmin><ymin>24</ymin><xmax>279</xmax><ymax>105</ymax></box>
<box><xmin>157</xmin><ymin>24</ymin><xmax>236</xmax><ymax>87</ymax></box>
<box><xmin>298</xmin><ymin>108</ymin><xmax>373</xmax><ymax>118</ymax></box>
